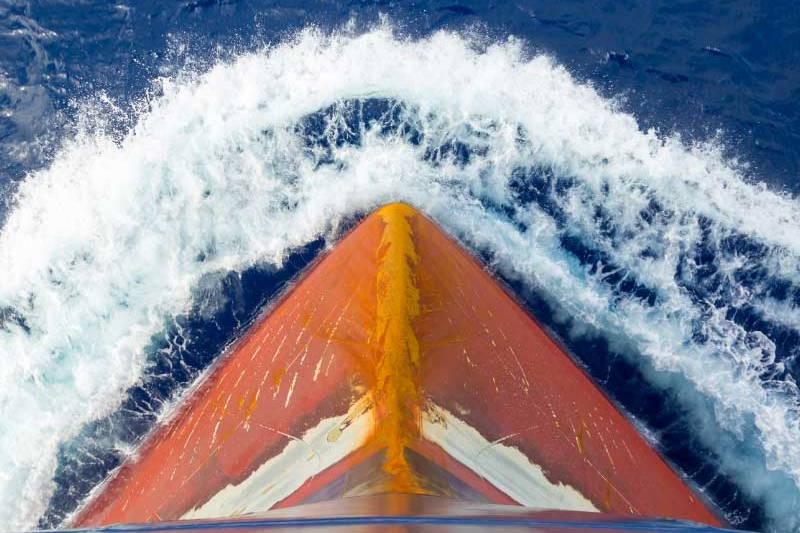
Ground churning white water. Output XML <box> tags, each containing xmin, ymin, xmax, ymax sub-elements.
<box><xmin>0</xmin><ymin>26</ymin><xmax>798</xmax><ymax>531</ymax></box>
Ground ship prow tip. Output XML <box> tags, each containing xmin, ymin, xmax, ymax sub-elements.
<box><xmin>374</xmin><ymin>202</ymin><xmax>421</xmax><ymax>217</ymax></box>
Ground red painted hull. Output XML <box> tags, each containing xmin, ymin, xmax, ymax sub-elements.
<box><xmin>69</xmin><ymin>203</ymin><xmax>722</xmax><ymax>528</ymax></box>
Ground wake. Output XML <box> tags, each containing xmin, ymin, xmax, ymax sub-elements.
<box><xmin>0</xmin><ymin>26</ymin><xmax>798</xmax><ymax>531</ymax></box>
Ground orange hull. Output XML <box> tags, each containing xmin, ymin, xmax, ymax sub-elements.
<box><xmin>70</xmin><ymin>203</ymin><xmax>721</xmax><ymax>527</ymax></box>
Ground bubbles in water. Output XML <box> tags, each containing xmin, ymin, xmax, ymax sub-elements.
<box><xmin>0</xmin><ymin>25</ymin><xmax>798</xmax><ymax>531</ymax></box>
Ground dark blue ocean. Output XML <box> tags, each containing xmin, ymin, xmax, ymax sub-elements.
<box><xmin>0</xmin><ymin>2</ymin><xmax>798</xmax><ymax>532</ymax></box>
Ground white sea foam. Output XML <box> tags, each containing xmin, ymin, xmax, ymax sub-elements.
<box><xmin>0</xmin><ymin>25</ymin><xmax>798</xmax><ymax>531</ymax></box>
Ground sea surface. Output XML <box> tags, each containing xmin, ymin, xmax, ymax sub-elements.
<box><xmin>0</xmin><ymin>1</ymin><xmax>798</xmax><ymax>532</ymax></box>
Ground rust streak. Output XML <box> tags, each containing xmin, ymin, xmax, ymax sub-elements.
<box><xmin>370</xmin><ymin>203</ymin><xmax>427</xmax><ymax>494</ymax></box>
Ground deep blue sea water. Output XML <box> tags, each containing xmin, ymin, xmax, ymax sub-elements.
<box><xmin>0</xmin><ymin>2</ymin><xmax>798</xmax><ymax>532</ymax></box>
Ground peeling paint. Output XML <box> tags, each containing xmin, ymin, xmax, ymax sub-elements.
<box><xmin>422</xmin><ymin>403</ymin><xmax>598</xmax><ymax>512</ymax></box>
